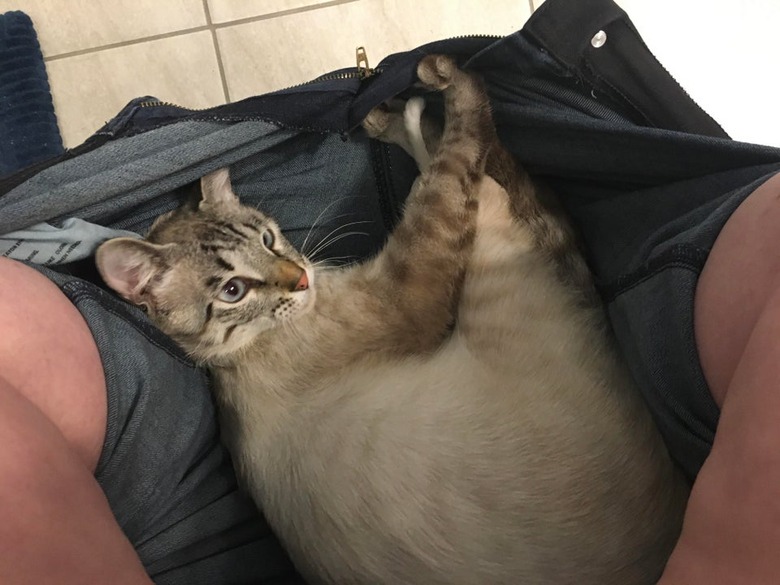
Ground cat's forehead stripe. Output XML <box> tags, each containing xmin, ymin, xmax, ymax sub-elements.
<box><xmin>215</xmin><ymin>256</ymin><xmax>235</xmax><ymax>272</ymax></box>
<box><xmin>199</xmin><ymin>242</ymin><xmax>229</xmax><ymax>254</ymax></box>
<box><xmin>204</xmin><ymin>227</ymin><xmax>243</xmax><ymax>245</ymax></box>
<box><xmin>212</xmin><ymin>221</ymin><xmax>251</xmax><ymax>241</ymax></box>
<box><xmin>240</xmin><ymin>222</ymin><xmax>262</xmax><ymax>233</ymax></box>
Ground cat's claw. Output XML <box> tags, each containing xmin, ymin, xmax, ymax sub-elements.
<box><xmin>416</xmin><ymin>54</ymin><xmax>458</xmax><ymax>91</ymax></box>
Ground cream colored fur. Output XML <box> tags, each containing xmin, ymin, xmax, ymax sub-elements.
<box><xmin>97</xmin><ymin>56</ymin><xmax>688</xmax><ymax>585</ymax></box>
<box><xmin>215</xmin><ymin>176</ymin><xmax>686</xmax><ymax>585</ymax></box>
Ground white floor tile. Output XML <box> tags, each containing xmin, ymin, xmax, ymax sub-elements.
<box><xmin>217</xmin><ymin>0</ymin><xmax>530</xmax><ymax>100</ymax></box>
<box><xmin>46</xmin><ymin>32</ymin><xmax>225</xmax><ymax>147</ymax></box>
<box><xmin>207</xmin><ymin>0</ymin><xmax>339</xmax><ymax>24</ymax></box>
<box><xmin>2</xmin><ymin>0</ymin><xmax>207</xmax><ymax>56</ymax></box>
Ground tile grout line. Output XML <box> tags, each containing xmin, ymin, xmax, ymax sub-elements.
<box><xmin>210</xmin><ymin>0</ymin><xmax>361</xmax><ymax>29</ymax></box>
<box><xmin>42</xmin><ymin>0</ymin><xmax>361</xmax><ymax>63</ymax></box>
<box><xmin>202</xmin><ymin>0</ymin><xmax>231</xmax><ymax>103</ymax></box>
<box><xmin>44</xmin><ymin>26</ymin><xmax>212</xmax><ymax>62</ymax></box>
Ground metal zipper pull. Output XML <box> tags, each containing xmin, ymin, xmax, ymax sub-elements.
<box><xmin>356</xmin><ymin>46</ymin><xmax>373</xmax><ymax>79</ymax></box>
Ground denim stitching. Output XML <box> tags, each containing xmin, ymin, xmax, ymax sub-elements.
<box><xmin>600</xmin><ymin>244</ymin><xmax>709</xmax><ymax>303</ymax></box>
<box><xmin>61</xmin><ymin>281</ymin><xmax>197</xmax><ymax>368</ymax></box>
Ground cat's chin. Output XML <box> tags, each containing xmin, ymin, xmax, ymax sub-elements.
<box><xmin>293</xmin><ymin>287</ymin><xmax>316</xmax><ymax>317</ymax></box>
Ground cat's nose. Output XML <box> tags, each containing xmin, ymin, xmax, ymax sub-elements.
<box><xmin>274</xmin><ymin>260</ymin><xmax>309</xmax><ymax>292</ymax></box>
<box><xmin>295</xmin><ymin>271</ymin><xmax>309</xmax><ymax>291</ymax></box>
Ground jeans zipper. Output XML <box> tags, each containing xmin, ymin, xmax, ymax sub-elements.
<box><xmin>137</xmin><ymin>46</ymin><xmax>382</xmax><ymax>111</ymax></box>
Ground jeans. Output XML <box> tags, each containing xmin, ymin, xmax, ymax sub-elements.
<box><xmin>3</xmin><ymin>0</ymin><xmax>780</xmax><ymax>579</ymax></box>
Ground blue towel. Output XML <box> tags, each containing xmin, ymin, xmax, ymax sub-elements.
<box><xmin>0</xmin><ymin>11</ymin><xmax>63</xmax><ymax>177</ymax></box>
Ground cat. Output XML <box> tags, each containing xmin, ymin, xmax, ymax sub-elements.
<box><xmin>96</xmin><ymin>55</ymin><xmax>688</xmax><ymax>585</ymax></box>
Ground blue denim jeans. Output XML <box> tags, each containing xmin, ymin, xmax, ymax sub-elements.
<box><xmin>3</xmin><ymin>0</ymin><xmax>780</xmax><ymax>581</ymax></box>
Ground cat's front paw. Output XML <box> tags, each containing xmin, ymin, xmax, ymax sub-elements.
<box><xmin>362</xmin><ymin>102</ymin><xmax>393</xmax><ymax>139</ymax></box>
<box><xmin>363</xmin><ymin>99</ymin><xmax>414</xmax><ymax>145</ymax></box>
<box><xmin>416</xmin><ymin>54</ymin><xmax>458</xmax><ymax>91</ymax></box>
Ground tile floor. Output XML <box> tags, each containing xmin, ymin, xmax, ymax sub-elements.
<box><xmin>2</xmin><ymin>0</ymin><xmax>779</xmax><ymax>148</ymax></box>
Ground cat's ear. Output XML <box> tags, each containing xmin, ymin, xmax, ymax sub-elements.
<box><xmin>200</xmin><ymin>168</ymin><xmax>239</xmax><ymax>210</ymax></box>
<box><xmin>96</xmin><ymin>237</ymin><xmax>172</xmax><ymax>306</ymax></box>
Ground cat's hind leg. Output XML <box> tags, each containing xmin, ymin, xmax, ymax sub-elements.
<box><xmin>484</xmin><ymin>143</ymin><xmax>598</xmax><ymax>304</ymax></box>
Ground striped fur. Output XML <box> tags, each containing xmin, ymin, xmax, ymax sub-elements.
<box><xmin>96</xmin><ymin>55</ymin><xmax>688</xmax><ymax>585</ymax></box>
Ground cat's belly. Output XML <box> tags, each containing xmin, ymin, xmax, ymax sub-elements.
<box><xmin>234</xmin><ymin>182</ymin><xmax>687</xmax><ymax>585</ymax></box>
<box><xmin>246</xmin><ymin>333</ymin><xmax>685</xmax><ymax>585</ymax></box>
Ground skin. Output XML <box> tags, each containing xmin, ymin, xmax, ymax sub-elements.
<box><xmin>660</xmin><ymin>171</ymin><xmax>780</xmax><ymax>584</ymax></box>
<box><xmin>1</xmin><ymin>172</ymin><xmax>779</xmax><ymax>583</ymax></box>
<box><xmin>0</xmin><ymin>257</ymin><xmax>152</xmax><ymax>585</ymax></box>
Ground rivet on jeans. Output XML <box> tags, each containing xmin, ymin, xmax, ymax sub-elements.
<box><xmin>591</xmin><ymin>30</ymin><xmax>607</xmax><ymax>48</ymax></box>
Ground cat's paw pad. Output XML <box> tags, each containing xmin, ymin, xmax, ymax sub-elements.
<box><xmin>416</xmin><ymin>54</ymin><xmax>458</xmax><ymax>90</ymax></box>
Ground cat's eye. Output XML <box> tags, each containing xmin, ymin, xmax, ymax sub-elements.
<box><xmin>262</xmin><ymin>229</ymin><xmax>275</xmax><ymax>250</ymax></box>
<box><xmin>218</xmin><ymin>277</ymin><xmax>249</xmax><ymax>303</ymax></box>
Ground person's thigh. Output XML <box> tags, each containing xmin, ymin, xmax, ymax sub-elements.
<box><xmin>695</xmin><ymin>172</ymin><xmax>780</xmax><ymax>406</ymax></box>
<box><xmin>0</xmin><ymin>258</ymin><xmax>153</xmax><ymax>584</ymax></box>
<box><xmin>0</xmin><ymin>257</ymin><xmax>106</xmax><ymax>470</ymax></box>
<box><xmin>2</xmin><ymin>258</ymin><xmax>304</xmax><ymax>584</ymax></box>
<box><xmin>659</xmin><ymin>172</ymin><xmax>780</xmax><ymax>584</ymax></box>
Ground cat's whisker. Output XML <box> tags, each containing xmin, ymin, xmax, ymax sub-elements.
<box><xmin>302</xmin><ymin>205</ymin><xmax>345</xmax><ymax>255</ymax></box>
<box><xmin>309</xmin><ymin>220</ymin><xmax>373</xmax><ymax>254</ymax></box>
<box><xmin>312</xmin><ymin>254</ymin><xmax>358</xmax><ymax>264</ymax></box>
<box><xmin>307</xmin><ymin>220</ymin><xmax>374</xmax><ymax>260</ymax></box>
<box><xmin>301</xmin><ymin>212</ymin><xmax>361</xmax><ymax>256</ymax></box>
<box><xmin>308</xmin><ymin>231</ymin><xmax>372</xmax><ymax>262</ymax></box>
<box><xmin>311</xmin><ymin>255</ymin><xmax>359</xmax><ymax>269</ymax></box>
<box><xmin>310</xmin><ymin>223</ymin><xmax>371</xmax><ymax>247</ymax></box>
<box><xmin>309</xmin><ymin>232</ymin><xmax>370</xmax><ymax>263</ymax></box>
<box><xmin>301</xmin><ymin>197</ymin><xmax>364</xmax><ymax>255</ymax></box>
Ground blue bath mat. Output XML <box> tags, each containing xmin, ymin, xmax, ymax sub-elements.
<box><xmin>0</xmin><ymin>11</ymin><xmax>63</xmax><ymax>177</ymax></box>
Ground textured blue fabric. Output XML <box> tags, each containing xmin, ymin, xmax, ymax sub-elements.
<box><xmin>30</xmin><ymin>265</ymin><xmax>305</xmax><ymax>584</ymax></box>
<box><xmin>0</xmin><ymin>11</ymin><xmax>63</xmax><ymax>177</ymax></box>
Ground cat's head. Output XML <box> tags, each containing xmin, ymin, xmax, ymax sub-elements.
<box><xmin>96</xmin><ymin>168</ymin><xmax>314</xmax><ymax>363</ymax></box>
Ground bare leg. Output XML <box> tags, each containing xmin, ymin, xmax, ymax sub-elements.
<box><xmin>694</xmin><ymin>172</ymin><xmax>780</xmax><ymax>405</ymax></box>
<box><xmin>0</xmin><ymin>258</ymin><xmax>152</xmax><ymax>584</ymax></box>
<box><xmin>659</xmin><ymin>171</ymin><xmax>780</xmax><ymax>584</ymax></box>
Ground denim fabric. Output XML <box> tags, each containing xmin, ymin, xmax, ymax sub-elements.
<box><xmin>0</xmin><ymin>120</ymin><xmax>297</xmax><ymax>234</ymax></box>
<box><xmin>3</xmin><ymin>0</ymin><xmax>780</xmax><ymax>578</ymax></box>
<box><xmin>594</xmin><ymin>167</ymin><xmax>780</xmax><ymax>478</ymax></box>
<box><xmin>31</xmin><ymin>265</ymin><xmax>304</xmax><ymax>584</ymax></box>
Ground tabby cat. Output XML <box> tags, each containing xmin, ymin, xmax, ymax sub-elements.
<box><xmin>96</xmin><ymin>55</ymin><xmax>688</xmax><ymax>585</ymax></box>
